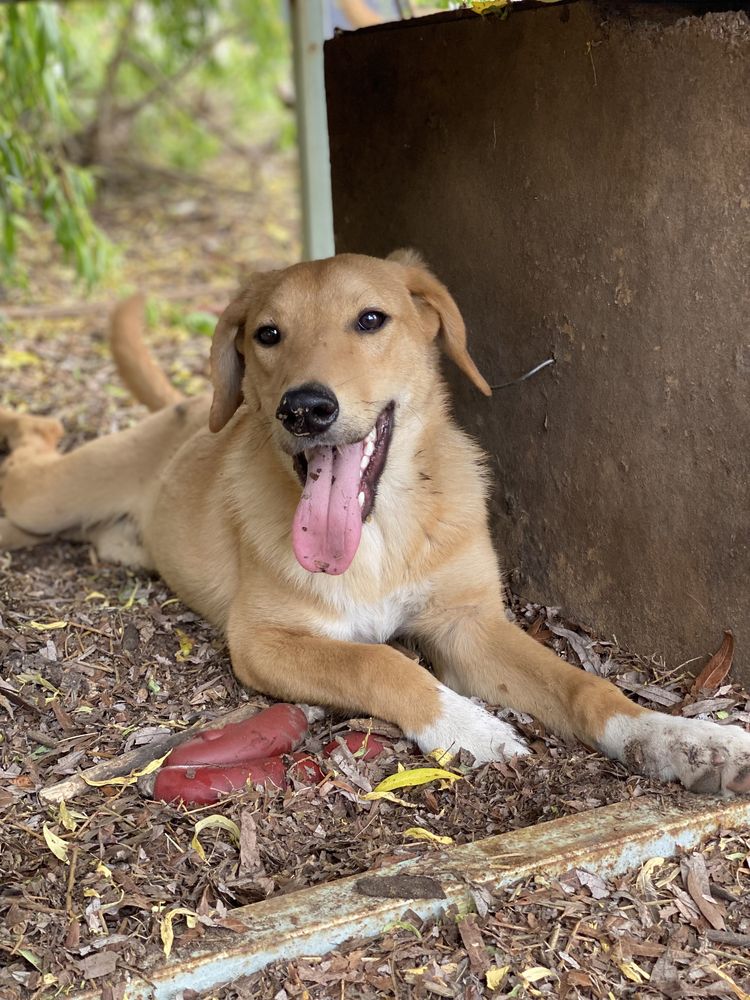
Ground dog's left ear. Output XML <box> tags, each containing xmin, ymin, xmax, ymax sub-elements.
<box><xmin>396</xmin><ymin>256</ymin><xmax>491</xmax><ymax>396</ymax></box>
<box><xmin>209</xmin><ymin>292</ymin><xmax>251</xmax><ymax>432</ymax></box>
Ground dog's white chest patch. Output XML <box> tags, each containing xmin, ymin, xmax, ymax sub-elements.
<box><xmin>288</xmin><ymin>519</ymin><xmax>430</xmax><ymax>644</ymax></box>
<box><xmin>314</xmin><ymin>584</ymin><xmax>428</xmax><ymax>644</ymax></box>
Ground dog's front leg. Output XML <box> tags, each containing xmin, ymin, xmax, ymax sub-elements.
<box><xmin>413</xmin><ymin>556</ymin><xmax>750</xmax><ymax>794</ymax></box>
<box><xmin>227</xmin><ymin>604</ymin><xmax>527</xmax><ymax>762</ymax></box>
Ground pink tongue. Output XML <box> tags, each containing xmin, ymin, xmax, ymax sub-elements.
<box><xmin>292</xmin><ymin>442</ymin><xmax>364</xmax><ymax>574</ymax></box>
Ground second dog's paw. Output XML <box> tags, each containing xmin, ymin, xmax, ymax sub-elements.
<box><xmin>410</xmin><ymin>684</ymin><xmax>528</xmax><ymax>765</ymax></box>
<box><xmin>601</xmin><ymin>712</ymin><xmax>750</xmax><ymax>795</ymax></box>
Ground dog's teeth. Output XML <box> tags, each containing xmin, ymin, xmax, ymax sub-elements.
<box><xmin>360</xmin><ymin>456</ymin><xmax>370</xmax><ymax>472</ymax></box>
<box><xmin>366</xmin><ymin>428</ymin><xmax>376</xmax><ymax>445</ymax></box>
<box><xmin>364</xmin><ymin>440</ymin><xmax>375</xmax><ymax>457</ymax></box>
<box><xmin>357</xmin><ymin>491</ymin><xmax>365</xmax><ymax>508</ymax></box>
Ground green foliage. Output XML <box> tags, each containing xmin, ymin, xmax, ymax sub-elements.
<box><xmin>0</xmin><ymin>3</ymin><xmax>111</xmax><ymax>286</ymax></box>
<box><xmin>0</xmin><ymin>0</ymin><xmax>292</xmax><ymax>289</ymax></box>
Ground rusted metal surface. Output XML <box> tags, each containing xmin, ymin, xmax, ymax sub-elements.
<box><xmin>90</xmin><ymin>796</ymin><xmax>750</xmax><ymax>999</ymax></box>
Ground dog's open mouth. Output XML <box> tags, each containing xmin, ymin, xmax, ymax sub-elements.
<box><xmin>291</xmin><ymin>403</ymin><xmax>394</xmax><ymax>575</ymax></box>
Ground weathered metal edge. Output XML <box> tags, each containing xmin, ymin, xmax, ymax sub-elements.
<box><xmin>92</xmin><ymin>797</ymin><xmax>750</xmax><ymax>999</ymax></box>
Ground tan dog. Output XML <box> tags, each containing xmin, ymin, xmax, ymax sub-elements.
<box><xmin>2</xmin><ymin>251</ymin><xmax>749</xmax><ymax>793</ymax></box>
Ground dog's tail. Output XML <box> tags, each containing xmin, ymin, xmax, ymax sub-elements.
<box><xmin>109</xmin><ymin>294</ymin><xmax>184</xmax><ymax>412</ymax></box>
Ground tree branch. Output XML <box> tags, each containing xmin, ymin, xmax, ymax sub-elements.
<box><xmin>113</xmin><ymin>25</ymin><xmax>237</xmax><ymax>125</ymax></box>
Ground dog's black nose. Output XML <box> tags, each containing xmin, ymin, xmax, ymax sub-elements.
<box><xmin>276</xmin><ymin>383</ymin><xmax>339</xmax><ymax>436</ymax></box>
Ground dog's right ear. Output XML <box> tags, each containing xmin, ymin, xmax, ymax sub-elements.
<box><xmin>392</xmin><ymin>252</ymin><xmax>492</xmax><ymax>396</ymax></box>
<box><xmin>209</xmin><ymin>292</ymin><xmax>251</xmax><ymax>433</ymax></box>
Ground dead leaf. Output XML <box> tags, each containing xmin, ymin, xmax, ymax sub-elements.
<box><xmin>159</xmin><ymin>907</ymin><xmax>198</xmax><ymax>958</ymax></box>
<box><xmin>57</xmin><ymin>799</ymin><xmax>78</xmax><ymax>832</ymax></box>
<box><xmin>367</xmin><ymin>766</ymin><xmax>460</xmax><ymax>797</ymax></box>
<box><xmin>683</xmin><ymin>853</ymin><xmax>726</xmax><ymax>930</ymax></box>
<box><xmin>520</xmin><ymin>966</ymin><xmax>556</xmax><ymax>984</ymax></box>
<box><xmin>175</xmin><ymin>628</ymin><xmax>194</xmax><ymax>662</ymax></box>
<box><xmin>78</xmin><ymin>951</ymin><xmax>118</xmax><ymax>980</ymax></box>
<box><xmin>239</xmin><ymin>809</ymin><xmax>261</xmax><ymax>871</ymax></box>
<box><xmin>527</xmin><ymin>615</ymin><xmax>552</xmax><ymax>643</ymax></box>
<box><xmin>691</xmin><ymin>631</ymin><xmax>734</xmax><ymax>695</ymax></box>
<box><xmin>42</xmin><ymin>823</ymin><xmax>69</xmax><ymax>864</ymax></box>
<box><xmin>83</xmin><ymin>751</ymin><xmax>171</xmax><ymax>788</ymax></box>
<box><xmin>457</xmin><ymin>915</ymin><xmax>489</xmax><ymax>973</ymax></box>
<box><xmin>706</xmin><ymin>966</ymin><xmax>750</xmax><ymax>1000</ymax></box>
<box><xmin>636</xmin><ymin>856</ymin><xmax>665</xmax><ymax>900</ymax></box>
<box><xmin>547</xmin><ymin>623</ymin><xmax>604</xmax><ymax>674</ymax></box>
<box><xmin>403</xmin><ymin>826</ymin><xmax>454</xmax><ymax>846</ymax></box>
<box><xmin>486</xmin><ymin>965</ymin><xmax>510</xmax><ymax>991</ymax></box>
<box><xmin>575</xmin><ymin>868</ymin><xmax>610</xmax><ymax>899</ymax></box>
<box><xmin>191</xmin><ymin>814</ymin><xmax>241</xmax><ymax>863</ymax></box>
<box><xmin>618</xmin><ymin>960</ymin><xmax>650</xmax><ymax>984</ymax></box>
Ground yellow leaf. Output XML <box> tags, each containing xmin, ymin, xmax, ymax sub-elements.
<box><xmin>362</xmin><ymin>790</ymin><xmax>419</xmax><ymax>807</ymax></box>
<box><xmin>706</xmin><ymin>966</ymin><xmax>750</xmax><ymax>1000</ymax></box>
<box><xmin>405</xmin><ymin>967</ymin><xmax>427</xmax><ymax>977</ymax></box>
<box><xmin>28</xmin><ymin>620</ymin><xmax>67</xmax><ymax>631</ymax></box>
<box><xmin>521</xmin><ymin>967</ymin><xmax>554</xmax><ymax>984</ymax></box>
<box><xmin>15</xmin><ymin>672</ymin><xmax>61</xmax><ymax>695</ymax></box>
<box><xmin>84</xmin><ymin>591</ymin><xmax>107</xmax><ymax>603</ymax></box>
<box><xmin>471</xmin><ymin>0</ymin><xmax>510</xmax><ymax>13</ymax></box>
<box><xmin>369</xmin><ymin>767</ymin><xmax>461</xmax><ymax>795</ymax></box>
<box><xmin>486</xmin><ymin>966</ymin><xmax>510</xmax><ymax>990</ymax></box>
<box><xmin>122</xmin><ymin>582</ymin><xmax>138</xmax><ymax>610</ymax></box>
<box><xmin>18</xmin><ymin>948</ymin><xmax>43</xmax><ymax>970</ymax></box>
<box><xmin>636</xmin><ymin>856</ymin><xmax>664</xmax><ymax>895</ymax></box>
<box><xmin>403</xmin><ymin>827</ymin><xmax>454</xmax><ymax>845</ymax></box>
<box><xmin>42</xmin><ymin>823</ymin><xmax>69</xmax><ymax>864</ymax></box>
<box><xmin>96</xmin><ymin>861</ymin><xmax>112</xmax><ymax>879</ymax></box>
<box><xmin>160</xmin><ymin>907</ymin><xmax>199</xmax><ymax>959</ymax></box>
<box><xmin>264</xmin><ymin>220</ymin><xmax>292</xmax><ymax>244</ymax></box>
<box><xmin>0</xmin><ymin>348</ymin><xmax>42</xmax><ymax>369</ymax></box>
<box><xmin>191</xmin><ymin>814</ymin><xmax>241</xmax><ymax>863</ymax></box>
<box><xmin>58</xmin><ymin>800</ymin><xmax>77</xmax><ymax>832</ymax></box>
<box><xmin>83</xmin><ymin>888</ymin><xmax>100</xmax><ymax>898</ymax></box>
<box><xmin>429</xmin><ymin>748</ymin><xmax>457</xmax><ymax>767</ymax></box>
<box><xmin>83</xmin><ymin>751</ymin><xmax>171</xmax><ymax>787</ymax></box>
<box><xmin>175</xmin><ymin>629</ymin><xmax>194</xmax><ymax>662</ymax></box>
<box><xmin>618</xmin><ymin>961</ymin><xmax>650</xmax><ymax>984</ymax></box>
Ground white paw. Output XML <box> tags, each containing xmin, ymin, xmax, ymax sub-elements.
<box><xmin>409</xmin><ymin>685</ymin><xmax>529</xmax><ymax>766</ymax></box>
<box><xmin>601</xmin><ymin>712</ymin><xmax>750</xmax><ymax>795</ymax></box>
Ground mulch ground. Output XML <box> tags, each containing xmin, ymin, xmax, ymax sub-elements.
<box><xmin>2</xmin><ymin>153</ymin><xmax>749</xmax><ymax>1000</ymax></box>
<box><xmin>224</xmin><ymin>829</ymin><xmax>750</xmax><ymax>999</ymax></box>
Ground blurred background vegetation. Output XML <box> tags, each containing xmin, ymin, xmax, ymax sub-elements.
<box><xmin>0</xmin><ymin>0</ymin><xmax>293</xmax><ymax>289</ymax></box>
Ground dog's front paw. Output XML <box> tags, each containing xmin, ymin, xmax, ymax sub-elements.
<box><xmin>601</xmin><ymin>712</ymin><xmax>750</xmax><ymax>795</ymax></box>
<box><xmin>409</xmin><ymin>684</ymin><xmax>528</xmax><ymax>766</ymax></box>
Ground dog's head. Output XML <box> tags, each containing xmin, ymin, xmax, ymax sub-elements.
<box><xmin>209</xmin><ymin>251</ymin><xmax>490</xmax><ymax>575</ymax></box>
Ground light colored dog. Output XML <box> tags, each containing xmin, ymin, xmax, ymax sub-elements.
<box><xmin>2</xmin><ymin>250</ymin><xmax>749</xmax><ymax>793</ymax></box>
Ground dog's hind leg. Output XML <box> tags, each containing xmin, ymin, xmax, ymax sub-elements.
<box><xmin>0</xmin><ymin>517</ymin><xmax>50</xmax><ymax>550</ymax></box>
<box><xmin>0</xmin><ymin>409</ymin><xmax>67</xmax><ymax>547</ymax></box>
<box><xmin>0</xmin><ymin>398</ymin><xmax>208</xmax><ymax>555</ymax></box>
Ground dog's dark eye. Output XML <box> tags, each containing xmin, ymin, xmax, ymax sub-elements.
<box><xmin>255</xmin><ymin>325</ymin><xmax>281</xmax><ymax>347</ymax></box>
<box><xmin>356</xmin><ymin>310</ymin><xmax>388</xmax><ymax>333</ymax></box>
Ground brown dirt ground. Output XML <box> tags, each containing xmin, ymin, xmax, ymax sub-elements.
<box><xmin>1</xmin><ymin>153</ymin><xmax>749</xmax><ymax>999</ymax></box>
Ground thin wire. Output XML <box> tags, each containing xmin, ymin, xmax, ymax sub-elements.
<box><xmin>490</xmin><ymin>357</ymin><xmax>555</xmax><ymax>391</ymax></box>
